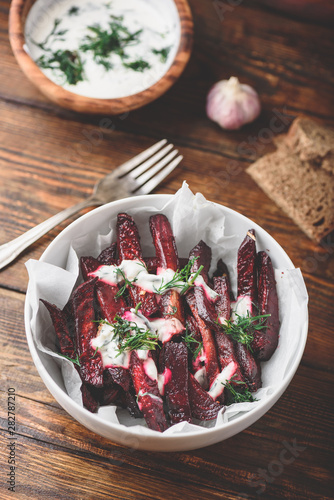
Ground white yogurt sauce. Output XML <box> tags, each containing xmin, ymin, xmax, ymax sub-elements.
<box><xmin>90</xmin><ymin>259</ymin><xmax>218</xmax><ymax>301</ymax></box>
<box><xmin>208</xmin><ymin>361</ymin><xmax>238</xmax><ymax>400</ymax></box>
<box><xmin>231</xmin><ymin>295</ymin><xmax>253</xmax><ymax>320</ymax></box>
<box><xmin>91</xmin><ymin>321</ymin><xmax>131</xmax><ymax>368</ymax></box>
<box><xmin>91</xmin><ymin>308</ymin><xmax>184</xmax><ymax>369</ymax></box>
<box><xmin>194</xmin><ymin>275</ymin><xmax>219</xmax><ymax>302</ymax></box>
<box><xmin>25</xmin><ymin>0</ymin><xmax>180</xmax><ymax>98</ymax></box>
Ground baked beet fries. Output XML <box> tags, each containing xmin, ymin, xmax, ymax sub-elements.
<box><xmin>41</xmin><ymin>214</ymin><xmax>279</xmax><ymax>432</ymax></box>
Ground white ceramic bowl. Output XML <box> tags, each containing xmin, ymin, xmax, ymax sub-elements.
<box><xmin>24</xmin><ymin>192</ymin><xmax>308</xmax><ymax>452</ymax></box>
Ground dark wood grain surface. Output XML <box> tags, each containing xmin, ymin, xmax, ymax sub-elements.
<box><xmin>0</xmin><ymin>0</ymin><xmax>333</xmax><ymax>499</ymax></box>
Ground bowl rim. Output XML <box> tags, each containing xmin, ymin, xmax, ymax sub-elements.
<box><xmin>24</xmin><ymin>194</ymin><xmax>309</xmax><ymax>450</ymax></box>
<box><xmin>9</xmin><ymin>0</ymin><xmax>194</xmax><ymax>114</ymax></box>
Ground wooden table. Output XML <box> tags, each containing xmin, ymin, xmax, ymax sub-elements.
<box><xmin>0</xmin><ymin>1</ymin><xmax>333</xmax><ymax>498</ymax></box>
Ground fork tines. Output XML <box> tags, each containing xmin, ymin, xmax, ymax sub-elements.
<box><xmin>116</xmin><ymin>139</ymin><xmax>182</xmax><ymax>195</ymax></box>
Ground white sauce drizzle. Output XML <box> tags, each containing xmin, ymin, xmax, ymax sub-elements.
<box><xmin>208</xmin><ymin>361</ymin><xmax>238</xmax><ymax>400</ymax></box>
<box><xmin>231</xmin><ymin>295</ymin><xmax>253</xmax><ymax>320</ymax></box>
<box><xmin>25</xmin><ymin>0</ymin><xmax>180</xmax><ymax>99</ymax></box>
<box><xmin>91</xmin><ymin>322</ymin><xmax>130</xmax><ymax>369</ymax></box>
<box><xmin>89</xmin><ymin>259</ymin><xmax>218</xmax><ymax>301</ymax></box>
<box><xmin>137</xmin><ymin>389</ymin><xmax>163</xmax><ymax>411</ymax></box>
<box><xmin>194</xmin><ymin>366</ymin><xmax>207</xmax><ymax>388</ymax></box>
<box><xmin>91</xmin><ymin>308</ymin><xmax>184</xmax><ymax>370</ymax></box>
<box><xmin>194</xmin><ymin>275</ymin><xmax>219</xmax><ymax>301</ymax></box>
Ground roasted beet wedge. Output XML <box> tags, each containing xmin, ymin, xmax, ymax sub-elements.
<box><xmin>185</xmin><ymin>315</ymin><xmax>206</xmax><ymax>383</ymax></box>
<box><xmin>189</xmin><ymin>240</ymin><xmax>211</xmax><ymax>282</ymax></box>
<box><xmin>129</xmin><ymin>351</ymin><xmax>168</xmax><ymax>432</ymax></box>
<box><xmin>101</xmin><ymin>384</ymin><xmax>120</xmax><ymax>406</ymax></box>
<box><xmin>144</xmin><ymin>256</ymin><xmax>158</xmax><ymax>274</ymax></box>
<box><xmin>159</xmin><ymin>289</ymin><xmax>185</xmax><ymax>327</ymax></box>
<box><xmin>251</xmin><ymin>251</ymin><xmax>280</xmax><ymax>361</ymax></box>
<box><xmin>186</xmin><ymin>291</ymin><xmax>220</xmax><ymax>388</ymax></box>
<box><xmin>80</xmin><ymin>256</ymin><xmax>101</xmax><ymax>281</ymax></box>
<box><xmin>81</xmin><ymin>384</ymin><xmax>100</xmax><ymax>413</ymax></box>
<box><xmin>188</xmin><ymin>373</ymin><xmax>223</xmax><ymax>420</ymax></box>
<box><xmin>213</xmin><ymin>276</ymin><xmax>245</xmax><ymax>385</ymax></box>
<box><xmin>235</xmin><ymin>342</ymin><xmax>262</xmax><ymax>392</ymax></box>
<box><xmin>104</xmin><ymin>366</ymin><xmax>131</xmax><ymax>392</ymax></box>
<box><xmin>72</xmin><ymin>278</ymin><xmax>103</xmax><ymax>388</ymax></box>
<box><xmin>150</xmin><ymin>213</ymin><xmax>184</xmax><ymax>325</ymax></box>
<box><xmin>117</xmin><ymin>213</ymin><xmax>143</xmax><ymax>261</ymax></box>
<box><xmin>213</xmin><ymin>258</ymin><xmax>229</xmax><ymax>279</ymax></box>
<box><xmin>185</xmin><ymin>314</ymin><xmax>202</xmax><ymax>344</ymax></box>
<box><xmin>214</xmin><ymin>330</ymin><xmax>245</xmax><ymax>385</ymax></box>
<box><xmin>95</xmin><ymin>280</ymin><xmax>127</xmax><ymax>323</ymax></box>
<box><xmin>119</xmin><ymin>389</ymin><xmax>143</xmax><ymax>419</ymax></box>
<box><xmin>213</xmin><ymin>276</ymin><xmax>231</xmax><ymax>322</ymax></box>
<box><xmin>97</xmin><ymin>243</ymin><xmax>117</xmax><ymax>265</ymax></box>
<box><xmin>237</xmin><ymin>229</ymin><xmax>257</xmax><ymax>315</ymax></box>
<box><xmin>149</xmin><ymin>214</ymin><xmax>180</xmax><ymax>271</ymax></box>
<box><xmin>188</xmin><ymin>241</ymin><xmax>218</xmax><ymax>329</ymax></box>
<box><xmin>164</xmin><ymin>342</ymin><xmax>192</xmax><ymax>425</ymax></box>
<box><xmin>40</xmin><ymin>300</ymin><xmax>75</xmax><ymax>358</ymax></box>
<box><xmin>117</xmin><ymin>213</ymin><xmax>159</xmax><ymax>317</ymax></box>
<box><xmin>41</xmin><ymin>298</ymin><xmax>103</xmax><ymax>409</ymax></box>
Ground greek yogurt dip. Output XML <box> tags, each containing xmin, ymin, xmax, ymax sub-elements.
<box><xmin>25</xmin><ymin>0</ymin><xmax>180</xmax><ymax>98</ymax></box>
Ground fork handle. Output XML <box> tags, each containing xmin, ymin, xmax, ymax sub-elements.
<box><xmin>0</xmin><ymin>198</ymin><xmax>96</xmax><ymax>270</ymax></box>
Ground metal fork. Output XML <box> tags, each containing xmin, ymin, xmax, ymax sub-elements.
<box><xmin>0</xmin><ymin>139</ymin><xmax>182</xmax><ymax>270</ymax></box>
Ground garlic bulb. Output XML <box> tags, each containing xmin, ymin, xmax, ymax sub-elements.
<box><xmin>206</xmin><ymin>76</ymin><xmax>261</xmax><ymax>130</ymax></box>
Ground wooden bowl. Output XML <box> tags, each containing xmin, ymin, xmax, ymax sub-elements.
<box><xmin>9</xmin><ymin>0</ymin><xmax>193</xmax><ymax>114</ymax></box>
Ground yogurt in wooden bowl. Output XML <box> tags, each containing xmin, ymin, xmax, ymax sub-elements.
<box><xmin>9</xmin><ymin>0</ymin><xmax>193</xmax><ymax>114</ymax></box>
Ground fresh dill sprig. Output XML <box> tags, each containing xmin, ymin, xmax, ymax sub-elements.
<box><xmin>134</xmin><ymin>302</ymin><xmax>142</xmax><ymax>315</ymax></box>
<box><xmin>32</xmin><ymin>18</ymin><xmax>68</xmax><ymax>51</ymax></box>
<box><xmin>183</xmin><ymin>328</ymin><xmax>203</xmax><ymax>360</ymax></box>
<box><xmin>123</xmin><ymin>58</ymin><xmax>151</xmax><ymax>72</ymax></box>
<box><xmin>90</xmin><ymin>346</ymin><xmax>99</xmax><ymax>359</ymax></box>
<box><xmin>99</xmin><ymin>316</ymin><xmax>159</xmax><ymax>356</ymax></box>
<box><xmin>59</xmin><ymin>352</ymin><xmax>81</xmax><ymax>367</ymax></box>
<box><xmin>114</xmin><ymin>267</ymin><xmax>137</xmax><ymax>298</ymax></box>
<box><xmin>80</xmin><ymin>18</ymin><xmax>143</xmax><ymax>69</ymax></box>
<box><xmin>154</xmin><ymin>257</ymin><xmax>203</xmax><ymax>295</ymax></box>
<box><xmin>36</xmin><ymin>50</ymin><xmax>85</xmax><ymax>85</ymax></box>
<box><xmin>221</xmin><ymin>311</ymin><xmax>271</xmax><ymax>350</ymax></box>
<box><xmin>68</xmin><ymin>6</ymin><xmax>79</xmax><ymax>16</ymax></box>
<box><xmin>222</xmin><ymin>376</ymin><xmax>258</xmax><ymax>405</ymax></box>
<box><xmin>152</xmin><ymin>46</ymin><xmax>171</xmax><ymax>63</ymax></box>
<box><xmin>179</xmin><ymin>265</ymin><xmax>204</xmax><ymax>295</ymax></box>
<box><xmin>163</xmin><ymin>305</ymin><xmax>178</xmax><ymax>317</ymax></box>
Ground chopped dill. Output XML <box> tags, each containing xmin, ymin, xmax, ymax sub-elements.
<box><xmin>80</xmin><ymin>18</ymin><xmax>143</xmax><ymax>69</ymax></box>
<box><xmin>32</xmin><ymin>18</ymin><xmax>68</xmax><ymax>51</ymax></box>
<box><xmin>221</xmin><ymin>311</ymin><xmax>271</xmax><ymax>350</ymax></box>
<box><xmin>134</xmin><ymin>302</ymin><xmax>142</xmax><ymax>315</ymax></box>
<box><xmin>36</xmin><ymin>49</ymin><xmax>85</xmax><ymax>85</ymax></box>
<box><xmin>90</xmin><ymin>345</ymin><xmax>99</xmax><ymax>359</ymax></box>
<box><xmin>222</xmin><ymin>376</ymin><xmax>258</xmax><ymax>405</ymax></box>
<box><xmin>59</xmin><ymin>352</ymin><xmax>81</xmax><ymax>367</ymax></box>
<box><xmin>114</xmin><ymin>267</ymin><xmax>138</xmax><ymax>298</ymax></box>
<box><xmin>183</xmin><ymin>328</ymin><xmax>203</xmax><ymax>360</ymax></box>
<box><xmin>99</xmin><ymin>316</ymin><xmax>159</xmax><ymax>356</ymax></box>
<box><xmin>68</xmin><ymin>6</ymin><xmax>79</xmax><ymax>16</ymax></box>
<box><xmin>123</xmin><ymin>58</ymin><xmax>151</xmax><ymax>72</ymax></box>
<box><xmin>152</xmin><ymin>46</ymin><xmax>171</xmax><ymax>63</ymax></box>
<box><xmin>163</xmin><ymin>305</ymin><xmax>178</xmax><ymax>317</ymax></box>
<box><xmin>154</xmin><ymin>257</ymin><xmax>203</xmax><ymax>295</ymax></box>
